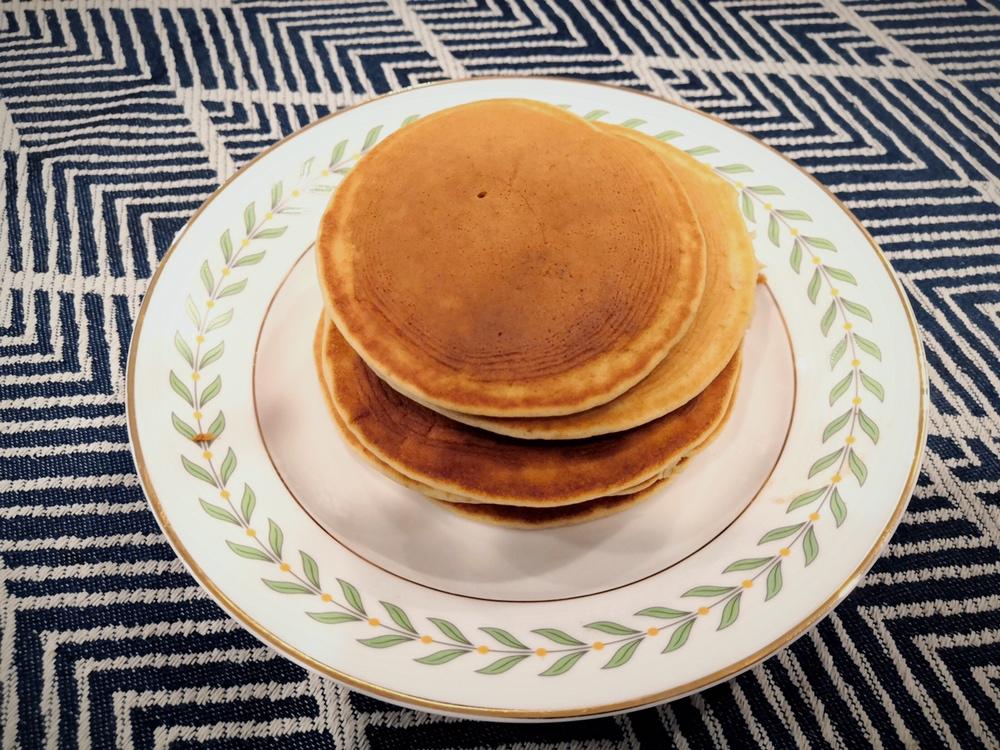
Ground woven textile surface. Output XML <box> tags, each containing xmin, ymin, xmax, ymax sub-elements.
<box><xmin>2</xmin><ymin>0</ymin><xmax>999</xmax><ymax>747</ymax></box>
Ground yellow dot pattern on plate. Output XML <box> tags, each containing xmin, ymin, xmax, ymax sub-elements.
<box><xmin>420</xmin><ymin>635</ymin><xmax>432</xmax><ymax>644</ymax></box>
<box><xmin>367</xmin><ymin>618</ymin><xmax>380</xmax><ymax>627</ymax></box>
<box><xmin>697</xmin><ymin>607</ymin><xmax>710</xmax><ymax>616</ymax></box>
<box><xmin>647</xmin><ymin>627</ymin><xmax>659</xmax><ymax>636</ymax></box>
<box><xmin>741</xmin><ymin>580</ymin><xmax>753</xmax><ymax>589</ymax></box>
<box><xmin>779</xmin><ymin>547</ymin><xmax>791</xmax><ymax>557</ymax></box>
<box><xmin>477</xmin><ymin>645</ymin><xmax>489</xmax><ymax>654</ymax></box>
<box><xmin>809</xmin><ymin>512</ymin><xmax>821</xmax><ymax>521</ymax></box>
<box><xmin>592</xmin><ymin>641</ymin><xmax>604</xmax><ymax>650</ymax></box>
<box><xmin>535</xmin><ymin>647</ymin><xmax>547</xmax><ymax>657</ymax></box>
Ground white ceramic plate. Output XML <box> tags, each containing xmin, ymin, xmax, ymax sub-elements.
<box><xmin>127</xmin><ymin>77</ymin><xmax>927</xmax><ymax>720</ymax></box>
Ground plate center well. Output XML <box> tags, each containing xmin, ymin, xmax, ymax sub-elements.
<box><xmin>254</xmin><ymin>249</ymin><xmax>794</xmax><ymax>602</ymax></box>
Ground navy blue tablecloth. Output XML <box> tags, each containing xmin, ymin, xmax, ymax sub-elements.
<box><xmin>2</xmin><ymin>1</ymin><xmax>998</xmax><ymax>747</ymax></box>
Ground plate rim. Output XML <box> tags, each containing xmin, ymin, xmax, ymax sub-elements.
<box><xmin>126</xmin><ymin>76</ymin><xmax>929</xmax><ymax>720</ymax></box>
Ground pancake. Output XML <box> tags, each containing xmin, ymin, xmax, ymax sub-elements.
<box><xmin>315</xmin><ymin>353</ymin><xmax>671</xmax><ymax>528</ymax></box>
<box><xmin>430</xmin><ymin>125</ymin><xmax>757</xmax><ymax>439</ymax></box>
<box><xmin>313</xmin><ymin>321</ymin><xmax>739</xmax><ymax>528</ymax></box>
<box><xmin>333</xmin><ymin>397</ymin><xmax>674</xmax><ymax>528</ymax></box>
<box><xmin>316</xmin><ymin>98</ymin><xmax>707</xmax><ymax>417</ymax></box>
<box><xmin>311</xmin><ymin>322</ymin><xmax>664</xmax><ymax>506</ymax></box>
<box><xmin>318</xmin><ymin>317</ymin><xmax>741</xmax><ymax>506</ymax></box>
<box><xmin>428</xmin><ymin>477</ymin><xmax>671</xmax><ymax>529</ymax></box>
<box><xmin>432</xmin><ymin>384</ymin><xmax>739</xmax><ymax>528</ymax></box>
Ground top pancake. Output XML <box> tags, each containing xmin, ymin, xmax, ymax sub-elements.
<box><xmin>430</xmin><ymin>124</ymin><xmax>758</xmax><ymax>438</ymax></box>
<box><xmin>316</xmin><ymin>99</ymin><xmax>707</xmax><ymax>417</ymax></box>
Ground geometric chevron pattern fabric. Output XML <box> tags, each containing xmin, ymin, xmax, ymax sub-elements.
<box><xmin>1</xmin><ymin>0</ymin><xmax>998</xmax><ymax>747</ymax></box>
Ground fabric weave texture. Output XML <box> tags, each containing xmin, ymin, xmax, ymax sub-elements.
<box><xmin>1</xmin><ymin>1</ymin><xmax>999</xmax><ymax>747</ymax></box>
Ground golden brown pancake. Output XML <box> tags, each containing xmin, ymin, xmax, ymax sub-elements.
<box><xmin>432</xmin><ymin>387</ymin><xmax>738</xmax><ymax>528</ymax></box>
<box><xmin>312</xmin><ymin>319</ymin><xmax>670</xmax><ymax>501</ymax></box>
<box><xmin>427</xmin><ymin>477</ymin><xmax>673</xmax><ymax>529</ymax></box>
<box><xmin>311</xmin><ymin>321</ymin><xmax>739</xmax><ymax>528</ymax></box>
<box><xmin>337</xmin><ymin>402</ymin><xmax>674</xmax><ymax>528</ymax></box>
<box><xmin>431</xmin><ymin>125</ymin><xmax>757</xmax><ymax>439</ymax></box>
<box><xmin>313</xmin><ymin>321</ymin><xmax>739</xmax><ymax>528</ymax></box>
<box><xmin>318</xmin><ymin>317</ymin><xmax>740</xmax><ymax>506</ymax></box>
<box><xmin>317</xmin><ymin>360</ymin><xmax>672</xmax><ymax>527</ymax></box>
<box><xmin>316</xmin><ymin>99</ymin><xmax>706</xmax><ymax>417</ymax></box>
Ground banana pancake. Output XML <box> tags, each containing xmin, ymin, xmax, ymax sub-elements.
<box><xmin>317</xmin><ymin>317</ymin><xmax>740</xmax><ymax>507</ymax></box>
<box><xmin>316</xmin><ymin>98</ymin><xmax>707</xmax><ymax>418</ymax></box>
<box><xmin>430</xmin><ymin>124</ymin><xmax>757</xmax><ymax>439</ymax></box>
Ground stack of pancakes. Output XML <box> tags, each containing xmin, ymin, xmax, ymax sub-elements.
<box><xmin>314</xmin><ymin>99</ymin><xmax>757</xmax><ymax>529</ymax></box>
